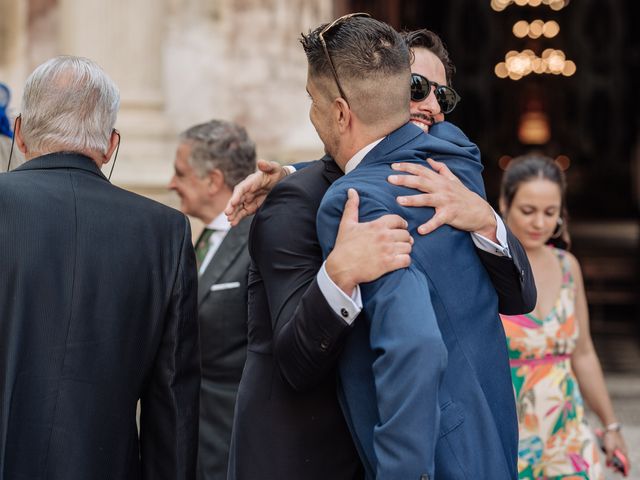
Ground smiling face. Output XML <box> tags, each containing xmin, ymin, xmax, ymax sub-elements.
<box><xmin>409</xmin><ymin>47</ymin><xmax>448</xmax><ymax>133</ymax></box>
<box><xmin>502</xmin><ymin>178</ymin><xmax>563</xmax><ymax>251</ymax></box>
<box><xmin>168</xmin><ymin>142</ymin><xmax>210</xmax><ymax>219</ymax></box>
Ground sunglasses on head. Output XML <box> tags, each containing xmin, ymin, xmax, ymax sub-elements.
<box><xmin>410</xmin><ymin>73</ymin><xmax>461</xmax><ymax>114</ymax></box>
<box><xmin>318</xmin><ymin>12</ymin><xmax>371</xmax><ymax>104</ymax></box>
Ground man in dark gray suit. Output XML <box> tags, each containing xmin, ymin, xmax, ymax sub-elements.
<box><xmin>0</xmin><ymin>55</ymin><xmax>199</xmax><ymax>480</ymax></box>
<box><xmin>170</xmin><ymin>120</ymin><xmax>416</xmax><ymax>479</ymax></box>
<box><xmin>169</xmin><ymin>120</ymin><xmax>256</xmax><ymax>480</ymax></box>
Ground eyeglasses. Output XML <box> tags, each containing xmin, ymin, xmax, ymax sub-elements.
<box><xmin>410</xmin><ymin>73</ymin><xmax>461</xmax><ymax>114</ymax></box>
<box><xmin>318</xmin><ymin>12</ymin><xmax>371</xmax><ymax>104</ymax></box>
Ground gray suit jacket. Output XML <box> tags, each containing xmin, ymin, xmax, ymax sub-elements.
<box><xmin>196</xmin><ymin>216</ymin><xmax>251</xmax><ymax>480</ymax></box>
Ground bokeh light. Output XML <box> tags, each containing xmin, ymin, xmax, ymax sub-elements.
<box><xmin>491</xmin><ymin>0</ymin><xmax>569</xmax><ymax>11</ymax></box>
<box><xmin>496</xmin><ymin>49</ymin><xmax>576</xmax><ymax>79</ymax></box>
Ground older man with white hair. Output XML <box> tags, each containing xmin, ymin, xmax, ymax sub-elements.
<box><xmin>0</xmin><ymin>56</ymin><xmax>200</xmax><ymax>480</ymax></box>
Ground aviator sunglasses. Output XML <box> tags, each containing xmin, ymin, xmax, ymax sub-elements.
<box><xmin>410</xmin><ymin>73</ymin><xmax>461</xmax><ymax>114</ymax></box>
<box><xmin>318</xmin><ymin>12</ymin><xmax>371</xmax><ymax>104</ymax></box>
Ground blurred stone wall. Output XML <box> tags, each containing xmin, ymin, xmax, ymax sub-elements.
<box><xmin>164</xmin><ymin>0</ymin><xmax>331</xmax><ymax>161</ymax></box>
<box><xmin>0</xmin><ymin>0</ymin><xmax>334</xmax><ymax>201</ymax></box>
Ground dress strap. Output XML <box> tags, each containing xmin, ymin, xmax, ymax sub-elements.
<box><xmin>551</xmin><ymin>247</ymin><xmax>573</xmax><ymax>288</ymax></box>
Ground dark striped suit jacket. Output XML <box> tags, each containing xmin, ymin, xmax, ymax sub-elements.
<box><xmin>0</xmin><ymin>152</ymin><xmax>200</xmax><ymax>480</ymax></box>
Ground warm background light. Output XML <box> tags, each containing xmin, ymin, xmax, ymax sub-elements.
<box><xmin>495</xmin><ymin>49</ymin><xmax>576</xmax><ymax>79</ymax></box>
<box><xmin>512</xmin><ymin>20</ymin><xmax>560</xmax><ymax>39</ymax></box>
<box><xmin>562</xmin><ymin>60</ymin><xmax>577</xmax><ymax>76</ymax></box>
<box><xmin>543</xmin><ymin>20</ymin><xmax>560</xmax><ymax>38</ymax></box>
<box><xmin>513</xmin><ymin>20</ymin><xmax>529</xmax><ymax>38</ymax></box>
<box><xmin>517</xmin><ymin>98</ymin><xmax>551</xmax><ymax>145</ymax></box>
<box><xmin>498</xmin><ymin>155</ymin><xmax>513</xmax><ymax>170</ymax></box>
<box><xmin>518</xmin><ymin>109</ymin><xmax>551</xmax><ymax>144</ymax></box>
<box><xmin>529</xmin><ymin>19</ymin><xmax>544</xmax><ymax>38</ymax></box>
<box><xmin>491</xmin><ymin>0</ymin><xmax>569</xmax><ymax>11</ymax></box>
<box><xmin>555</xmin><ymin>154</ymin><xmax>571</xmax><ymax>170</ymax></box>
<box><xmin>495</xmin><ymin>62</ymin><xmax>509</xmax><ymax>78</ymax></box>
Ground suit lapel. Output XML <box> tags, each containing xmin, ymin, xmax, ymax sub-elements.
<box><xmin>355</xmin><ymin>121</ymin><xmax>480</xmax><ymax>172</ymax></box>
<box><xmin>363</xmin><ymin>123</ymin><xmax>423</xmax><ymax>164</ymax></box>
<box><xmin>197</xmin><ymin>216</ymin><xmax>251</xmax><ymax>305</ymax></box>
<box><xmin>321</xmin><ymin>155</ymin><xmax>343</xmax><ymax>184</ymax></box>
<box><xmin>316</xmin><ymin>126</ymin><xmax>422</xmax><ymax>183</ymax></box>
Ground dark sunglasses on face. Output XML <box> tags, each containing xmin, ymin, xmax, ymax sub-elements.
<box><xmin>410</xmin><ymin>73</ymin><xmax>461</xmax><ymax>114</ymax></box>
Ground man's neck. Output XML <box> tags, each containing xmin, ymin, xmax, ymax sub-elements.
<box><xmin>26</xmin><ymin>148</ymin><xmax>105</xmax><ymax>166</ymax></box>
<box><xmin>198</xmin><ymin>191</ymin><xmax>232</xmax><ymax>225</ymax></box>
<box><xmin>343</xmin><ymin>137</ymin><xmax>385</xmax><ymax>174</ymax></box>
<box><xmin>334</xmin><ymin>130</ymin><xmax>385</xmax><ymax>171</ymax></box>
<box><xmin>333</xmin><ymin>112</ymin><xmax>409</xmax><ymax>170</ymax></box>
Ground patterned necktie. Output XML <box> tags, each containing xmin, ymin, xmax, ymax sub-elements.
<box><xmin>195</xmin><ymin>228</ymin><xmax>215</xmax><ymax>269</ymax></box>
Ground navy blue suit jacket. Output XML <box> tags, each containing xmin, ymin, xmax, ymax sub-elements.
<box><xmin>317</xmin><ymin>122</ymin><xmax>518</xmax><ymax>479</ymax></box>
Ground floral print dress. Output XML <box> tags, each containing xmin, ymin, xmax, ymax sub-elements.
<box><xmin>500</xmin><ymin>247</ymin><xmax>603</xmax><ymax>480</ymax></box>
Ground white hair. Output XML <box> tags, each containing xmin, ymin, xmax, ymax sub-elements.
<box><xmin>20</xmin><ymin>56</ymin><xmax>120</xmax><ymax>155</ymax></box>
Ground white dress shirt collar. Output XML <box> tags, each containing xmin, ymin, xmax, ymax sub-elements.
<box><xmin>344</xmin><ymin>137</ymin><xmax>385</xmax><ymax>175</ymax></box>
<box><xmin>205</xmin><ymin>211</ymin><xmax>231</xmax><ymax>232</ymax></box>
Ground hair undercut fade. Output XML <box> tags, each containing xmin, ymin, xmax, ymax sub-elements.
<box><xmin>300</xmin><ymin>16</ymin><xmax>411</xmax><ymax>125</ymax></box>
<box><xmin>402</xmin><ymin>29</ymin><xmax>456</xmax><ymax>86</ymax></box>
<box><xmin>180</xmin><ymin>120</ymin><xmax>256</xmax><ymax>189</ymax></box>
<box><xmin>21</xmin><ymin>56</ymin><xmax>120</xmax><ymax>155</ymax></box>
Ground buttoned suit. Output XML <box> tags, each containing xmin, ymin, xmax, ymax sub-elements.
<box><xmin>196</xmin><ymin>217</ymin><xmax>251</xmax><ymax>480</ymax></box>
<box><xmin>0</xmin><ymin>153</ymin><xmax>199</xmax><ymax>480</ymax></box>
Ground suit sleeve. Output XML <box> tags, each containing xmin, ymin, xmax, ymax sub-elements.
<box><xmin>318</xmin><ymin>188</ymin><xmax>447</xmax><ymax>479</ymax></box>
<box><xmin>425</xmin><ymin>130</ymin><xmax>537</xmax><ymax>316</ymax></box>
<box><xmin>291</xmin><ymin>160</ymin><xmax>315</xmax><ymax>171</ymax></box>
<box><xmin>251</xmin><ymin>180</ymin><xmax>354</xmax><ymax>391</ymax></box>
<box><xmin>475</xmin><ymin>226</ymin><xmax>537</xmax><ymax>315</ymax></box>
<box><xmin>291</xmin><ymin>154</ymin><xmax>331</xmax><ymax>172</ymax></box>
<box><xmin>140</xmin><ymin>215</ymin><xmax>200</xmax><ymax>480</ymax></box>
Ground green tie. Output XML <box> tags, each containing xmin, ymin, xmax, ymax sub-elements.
<box><xmin>195</xmin><ymin>228</ymin><xmax>215</xmax><ymax>269</ymax></box>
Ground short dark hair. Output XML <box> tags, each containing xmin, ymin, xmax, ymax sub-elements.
<box><xmin>402</xmin><ymin>29</ymin><xmax>456</xmax><ymax>86</ymax></box>
<box><xmin>500</xmin><ymin>153</ymin><xmax>570</xmax><ymax>248</ymax></box>
<box><xmin>300</xmin><ymin>16</ymin><xmax>410</xmax><ymax>123</ymax></box>
<box><xmin>180</xmin><ymin>120</ymin><xmax>256</xmax><ymax>189</ymax></box>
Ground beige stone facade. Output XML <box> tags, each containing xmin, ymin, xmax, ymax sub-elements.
<box><xmin>0</xmin><ymin>0</ymin><xmax>335</xmax><ymax>204</ymax></box>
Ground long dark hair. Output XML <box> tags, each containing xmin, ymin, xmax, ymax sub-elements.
<box><xmin>500</xmin><ymin>153</ymin><xmax>570</xmax><ymax>249</ymax></box>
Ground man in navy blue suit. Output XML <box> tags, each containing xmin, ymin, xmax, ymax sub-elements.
<box><xmin>302</xmin><ymin>15</ymin><xmax>518</xmax><ymax>479</ymax></box>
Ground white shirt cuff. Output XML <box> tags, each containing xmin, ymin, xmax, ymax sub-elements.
<box><xmin>283</xmin><ymin>165</ymin><xmax>296</xmax><ymax>175</ymax></box>
<box><xmin>316</xmin><ymin>262</ymin><xmax>362</xmax><ymax>325</ymax></box>
<box><xmin>470</xmin><ymin>209</ymin><xmax>511</xmax><ymax>258</ymax></box>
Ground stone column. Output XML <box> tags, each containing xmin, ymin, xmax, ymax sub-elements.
<box><xmin>59</xmin><ymin>0</ymin><xmax>172</xmax><ymax>188</ymax></box>
<box><xmin>0</xmin><ymin>0</ymin><xmax>28</xmax><ymax>101</ymax></box>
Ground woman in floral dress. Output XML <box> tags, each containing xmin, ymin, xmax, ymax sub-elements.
<box><xmin>499</xmin><ymin>155</ymin><xmax>628</xmax><ymax>479</ymax></box>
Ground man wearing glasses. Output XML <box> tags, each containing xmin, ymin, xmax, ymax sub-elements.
<box><xmin>227</xmin><ymin>20</ymin><xmax>532</xmax><ymax>480</ymax></box>
<box><xmin>306</xmin><ymin>15</ymin><xmax>518</xmax><ymax>479</ymax></box>
<box><xmin>227</xmin><ymin>30</ymin><xmax>532</xmax><ymax>316</ymax></box>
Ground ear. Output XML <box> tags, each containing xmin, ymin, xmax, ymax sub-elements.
<box><xmin>334</xmin><ymin>97</ymin><xmax>351</xmax><ymax>134</ymax></box>
<box><xmin>104</xmin><ymin>129</ymin><xmax>120</xmax><ymax>164</ymax></box>
<box><xmin>206</xmin><ymin>168</ymin><xmax>225</xmax><ymax>194</ymax></box>
<box><xmin>14</xmin><ymin>115</ymin><xmax>28</xmax><ymax>155</ymax></box>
